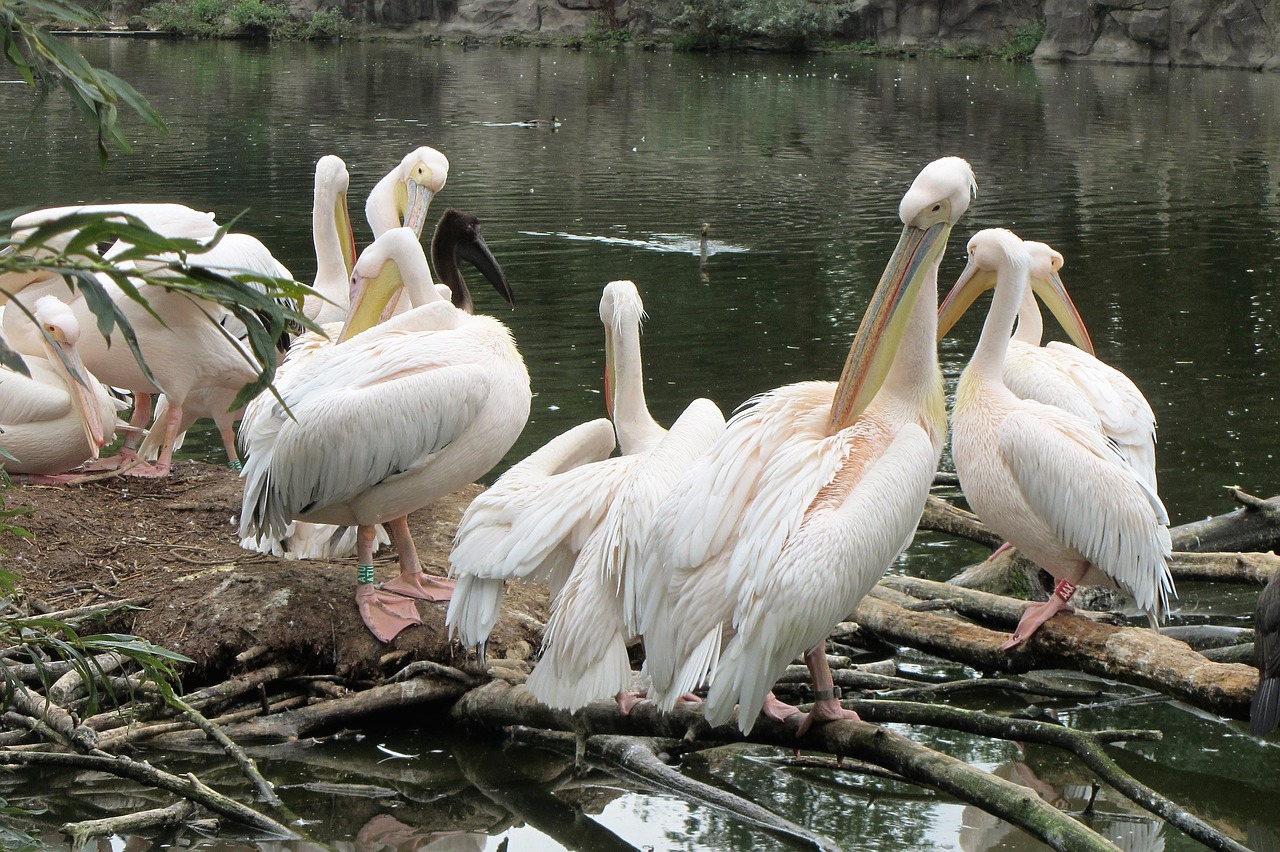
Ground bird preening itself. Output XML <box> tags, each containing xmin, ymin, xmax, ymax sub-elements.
<box><xmin>940</xmin><ymin>228</ymin><xmax>1174</xmax><ymax>649</ymax></box>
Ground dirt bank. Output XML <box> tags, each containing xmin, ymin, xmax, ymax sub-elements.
<box><xmin>1</xmin><ymin>462</ymin><xmax>548</xmax><ymax>685</ymax></box>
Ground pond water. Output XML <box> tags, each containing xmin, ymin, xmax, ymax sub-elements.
<box><xmin>3</xmin><ymin>38</ymin><xmax>1280</xmax><ymax>850</ymax></box>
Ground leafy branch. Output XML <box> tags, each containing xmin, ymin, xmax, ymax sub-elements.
<box><xmin>1</xmin><ymin>0</ymin><xmax>168</xmax><ymax>165</ymax></box>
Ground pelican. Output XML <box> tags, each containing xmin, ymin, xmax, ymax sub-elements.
<box><xmin>939</xmin><ymin>240</ymin><xmax>1160</xmax><ymax>563</ymax></box>
<box><xmin>303</xmin><ymin>154</ymin><xmax>358</xmax><ymax>326</ymax></box>
<box><xmin>365</xmin><ymin>147</ymin><xmax>450</xmax><ymax>246</ymax></box>
<box><xmin>446</xmin><ymin>280</ymin><xmax>676</xmax><ymax>658</ymax></box>
<box><xmin>3</xmin><ymin>204</ymin><xmax>293</xmax><ymax>476</ymax></box>
<box><xmin>521</xmin><ymin>281</ymin><xmax>725</xmax><ymax>712</ymax></box>
<box><xmin>0</xmin><ymin>296</ymin><xmax>119</xmax><ymax>481</ymax></box>
<box><xmin>941</xmin><ymin>228</ymin><xmax>1174</xmax><ymax>649</ymax></box>
<box><xmin>239</xmin><ymin>227</ymin><xmax>529</xmax><ymax>642</ymax></box>
<box><xmin>241</xmin><ymin>206</ymin><xmax>513</xmax><ymax>561</ymax></box>
<box><xmin>639</xmin><ymin>157</ymin><xmax>976</xmax><ymax>734</ymax></box>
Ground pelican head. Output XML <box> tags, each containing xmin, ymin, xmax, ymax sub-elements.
<box><xmin>599</xmin><ymin>279</ymin><xmax>646</xmax><ymax>420</ymax></box>
<box><xmin>937</xmin><ymin>230</ymin><xmax>1092</xmax><ymax>355</ymax></box>
<box><xmin>32</xmin><ymin>295</ymin><xmax>106</xmax><ymax>456</ymax></box>
<box><xmin>828</xmin><ymin>156</ymin><xmax>977</xmax><ymax>431</ymax></box>
<box><xmin>1024</xmin><ymin>240</ymin><xmax>1093</xmax><ymax>355</ymax></box>
<box><xmin>316</xmin><ymin>155</ymin><xmax>356</xmax><ymax>279</ymax></box>
<box><xmin>339</xmin><ymin>228</ymin><xmax>440</xmax><ymax>343</ymax></box>
<box><xmin>366</xmin><ymin>147</ymin><xmax>450</xmax><ymax>241</ymax></box>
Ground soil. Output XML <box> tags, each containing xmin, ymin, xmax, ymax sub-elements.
<box><xmin>1</xmin><ymin>461</ymin><xmax>549</xmax><ymax>686</ymax></box>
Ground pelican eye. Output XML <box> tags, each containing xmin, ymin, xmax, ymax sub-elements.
<box><xmin>931</xmin><ymin>203</ymin><xmax>942</xmax><ymax>212</ymax></box>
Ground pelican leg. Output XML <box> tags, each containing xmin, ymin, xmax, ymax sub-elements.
<box><xmin>795</xmin><ymin>641</ymin><xmax>861</xmax><ymax>736</ymax></box>
<box><xmin>354</xmin><ymin>525</ymin><xmax>422</xmax><ymax>642</ymax></box>
<box><xmin>379</xmin><ymin>516</ymin><xmax>455</xmax><ymax>601</ymax></box>
<box><xmin>123</xmin><ymin>396</ymin><xmax>182</xmax><ymax>478</ymax></box>
<box><xmin>1000</xmin><ymin>564</ymin><xmax>1088</xmax><ymax>650</ymax></box>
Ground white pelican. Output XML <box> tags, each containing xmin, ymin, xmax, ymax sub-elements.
<box><xmin>365</xmin><ymin>147</ymin><xmax>450</xmax><ymax>246</ymax></box>
<box><xmin>0</xmin><ymin>296</ymin><xmax>119</xmax><ymax>481</ymax></box>
<box><xmin>941</xmin><ymin>228</ymin><xmax>1174</xmax><ymax>649</ymax></box>
<box><xmin>522</xmin><ymin>281</ymin><xmax>725</xmax><ymax>712</ymax></box>
<box><xmin>3</xmin><ymin>204</ymin><xmax>293</xmax><ymax>476</ymax></box>
<box><xmin>239</xmin><ymin>227</ymin><xmax>530</xmax><ymax>642</ymax></box>
<box><xmin>303</xmin><ymin>154</ymin><xmax>358</xmax><ymax>326</ymax></box>
<box><xmin>446</xmin><ymin>279</ymin><xmax>674</xmax><ymax>659</ymax></box>
<box><xmin>640</xmin><ymin>157</ymin><xmax>976</xmax><ymax>734</ymax></box>
<box><xmin>1004</xmin><ymin>241</ymin><xmax>1157</xmax><ymax>490</ymax></box>
<box><xmin>242</xmin><ymin>206</ymin><xmax>513</xmax><ymax>561</ymax></box>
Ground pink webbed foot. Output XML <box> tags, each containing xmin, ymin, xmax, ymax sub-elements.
<box><xmin>795</xmin><ymin>695</ymin><xmax>861</xmax><ymax>737</ymax></box>
<box><xmin>616</xmin><ymin>691</ymin><xmax>645</xmax><ymax>715</ymax></box>
<box><xmin>762</xmin><ymin>691</ymin><xmax>801</xmax><ymax>724</ymax></box>
<box><xmin>1000</xmin><ymin>599</ymin><xmax>1073</xmax><ymax>650</ymax></box>
<box><xmin>380</xmin><ymin>572</ymin><xmax>455</xmax><ymax>602</ymax></box>
<box><xmin>357</xmin><ymin>583</ymin><xmax>422</xmax><ymax>642</ymax></box>
<box><xmin>77</xmin><ymin>450</ymin><xmax>136</xmax><ymax>472</ymax></box>
<box><xmin>120</xmin><ymin>461</ymin><xmax>172</xmax><ymax>479</ymax></box>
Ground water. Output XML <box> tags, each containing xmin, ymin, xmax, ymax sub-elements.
<box><xmin>3</xmin><ymin>40</ymin><xmax>1280</xmax><ymax>850</ymax></box>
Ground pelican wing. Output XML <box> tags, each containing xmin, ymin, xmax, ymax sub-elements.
<box><xmin>1000</xmin><ymin>405</ymin><xmax>1173</xmax><ymax>618</ymax></box>
<box><xmin>446</xmin><ymin>418</ymin><xmax>617</xmax><ymax>652</ymax></box>
<box><xmin>706</xmin><ymin>421</ymin><xmax>936</xmax><ymax>731</ymax></box>
<box><xmin>1044</xmin><ymin>341</ymin><xmax>1157</xmax><ymax>485</ymax></box>
<box><xmin>613</xmin><ymin>398</ymin><xmax>725</xmax><ymax>636</ymax></box>
<box><xmin>241</xmin><ymin>329</ymin><xmax>498</xmax><ymax>539</ymax></box>
<box><xmin>640</xmin><ymin>383</ymin><xmax>833</xmax><ymax>706</ymax></box>
<box><xmin>0</xmin><ymin>365</ymin><xmax>72</xmax><ymax>425</ymax></box>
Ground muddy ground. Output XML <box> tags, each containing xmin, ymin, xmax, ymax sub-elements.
<box><xmin>1</xmin><ymin>461</ymin><xmax>548</xmax><ymax>686</ymax></box>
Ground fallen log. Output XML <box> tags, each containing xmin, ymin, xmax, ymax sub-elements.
<box><xmin>62</xmin><ymin>799</ymin><xmax>195</xmax><ymax>847</ymax></box>
<box><xmin>452</xmin><ymin>681</ymin><xmax>1119</xmax><ymax>852</ymax></box>
<box><xmin>147</xmin><ymin>672</ymin><xmax>472</xmax><ymax>745</ymax></box>
<box><xmin>1175</xmin><ymin>488</ymin><xmax>1280</xmax><ymax>553</ymax></box>
<box><xmin>0</xmin><ymin>750</ymin><xmax>299</xmax><ymax>839</ymax></box>
<box><xmin>853</xmin><ymin>580</ymin><xmax>1257</xmax><ymax>719</ymax></box>
<box><xmin>515</xmin><ymin>727</ymin><xmax>844</xmax><ymax>852</ymax></box>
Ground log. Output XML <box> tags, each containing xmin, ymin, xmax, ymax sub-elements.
<box><xmin>0</xmin><ymin>750</ymin><xmax>299</xmax><ymax>839</ymax></box>
<box><xmin>452</xmin><ymin>682</ymin><xmax>1118</xmax><ymax>852</ymax></box>
<box><xmin>1174</xmin><ymin>488</ymin><xmax>1280</xmax><ymax>553</ymax></box>
<box><xmin>62</xmin><ymin>799</ymin><xmax>195</xmax><ymax>846</ymax></box>
<box><xmin>146</xmin><ymin>673</ymin><xmax>468</xmax><ymax>745</ymax></box>
<box><xmin>919</xmin><ymin>496</ymin><xmax>1002</xmax><ymax>548</ymax></box>
<box><xmin>848</xmin><ymin>700</ymin><xmax>1247</xmax><ymax>852</ymax></box>
<box><xmin>853</xmin><ymin>580</ymin><xmax>1257</xmax><ymax>719</ymax></box>
<box><xmin>517</xmin><ymin>728</ymin><xmax>844</xmax><ymax>852</ymax></box>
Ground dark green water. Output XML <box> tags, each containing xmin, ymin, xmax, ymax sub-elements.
<box><xmin>3</xmin><ymin>39</ymin><xmax>1279</xmax><ymax>850</ymax></box>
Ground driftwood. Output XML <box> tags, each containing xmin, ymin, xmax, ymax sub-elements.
<box><xmin>513</xmin><ymin>727</ymin><xmax>845</xmax><ymax>852</ymax></box>
<box><xmin>0</xmin><ymin>750</ymin><xmax>300</xmax><ymax>839</ymax></box>
<box><xmin>453</xmin><ymin>681</ymin><xmax>1143</xmax><ymax>851</ymax></box>
<box><xmin>62</xmin><ymin>799</ymin><xmax>196</xmax><ymax>847</ymax></box>
<box><xmin>855</xmin><ymin>578</ymin><xmax>1257</xmax><ymax>719</ymax></box>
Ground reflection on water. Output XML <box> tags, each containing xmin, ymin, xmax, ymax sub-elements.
<box><xmin>4</xmin><ymin>40</ymin><xmax>1280</xmax><ymax>850</ymax></box>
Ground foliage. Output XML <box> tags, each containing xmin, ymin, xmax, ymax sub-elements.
<box><xmin>0</xmin><ymin>210</ymin><xmax>314</xmax><ymax>408</ymax></box>
<box><xmin>0</xmin><ymin>0</ymin><xmax>169</xmax><ymax>166</ymax></box>
<box><xmin>670</xmin><ymin>0</ymin><xmax>839</xmax><ymax>52</ymax></box>
<box><xmin>997</xmin><ymin>20</ymin><xmax>1045</xmax><ymax>61</ymax></box>
<box><xmin>303</xmin><ymin>7</ymin><xmax>350</xmax><ymax>39</ymax></box>
<box><xmin>142</xmin><ymin>0</ymin><xmax>351</xmax><ymax>39</ymax></box>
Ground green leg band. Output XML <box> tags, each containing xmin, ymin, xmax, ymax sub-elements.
<box><xmin>358</xmin><ymin>564</ymin><xmax>375</xmax><ymax>585</ymax></box>
<box><xmin>228</xmin><ymin>459</ymin><xmax>243</xmax><ymax>472</ymax></box>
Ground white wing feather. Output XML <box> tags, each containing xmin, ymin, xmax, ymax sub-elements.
<box><xmin>1000</xmin><ymin>405</ymin><xmax>1173</xmax><ymax>619</ymax></box>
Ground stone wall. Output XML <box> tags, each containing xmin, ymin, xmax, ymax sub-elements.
<box><xmin>126</xmin><ymin>0</ymin><xmax>1280</xmax><ymax>71</ymax></box>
